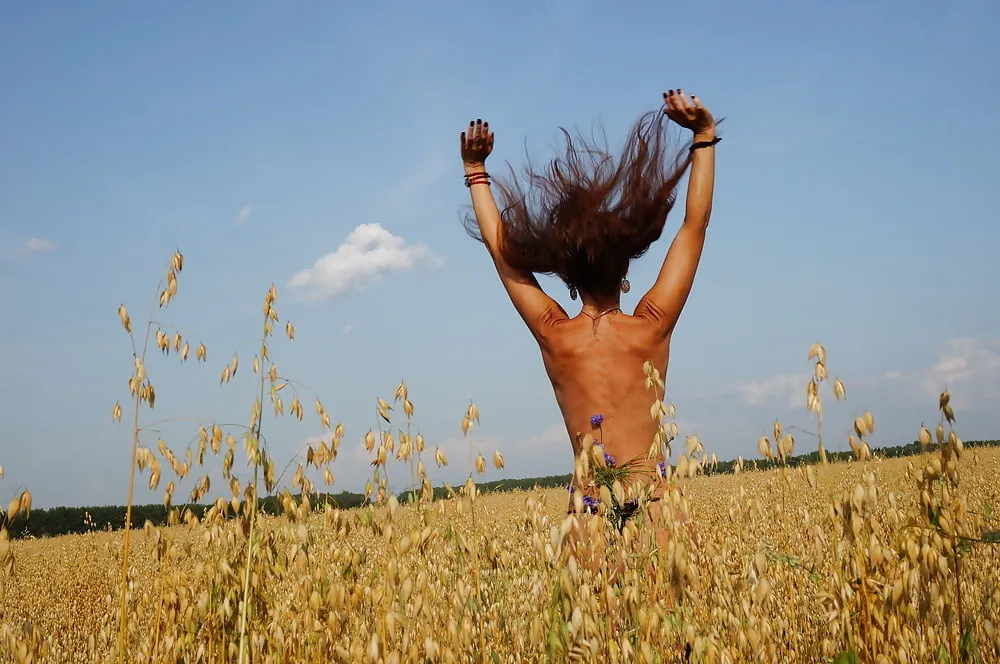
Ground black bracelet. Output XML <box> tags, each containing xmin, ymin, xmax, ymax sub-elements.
<box><xmin>689</xmin><ymin>136</ymin><xmax>722</xmax><ymax>153</ymax></box>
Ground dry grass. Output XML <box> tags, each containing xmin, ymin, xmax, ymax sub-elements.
<box><xmin>0</xmin><ymin>252</ymin><xmax>998</xmax><ymax>663</ymax></box>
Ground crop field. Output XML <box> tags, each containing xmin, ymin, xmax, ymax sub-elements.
<box><xmin>1</xmin><ymin>446</ymin><xmax>998</xmax><ymax>663</ymax></box>
<box><xmin>1</xmin><ymin>255</ymin><xmax>998</xmax><ymax>663</ymax></box>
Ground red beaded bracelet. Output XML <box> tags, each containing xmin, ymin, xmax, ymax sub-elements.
<box><xmin>464</xmin><ymin>172</ymin><xmax>491</xmax><ymax>187</ymax></box>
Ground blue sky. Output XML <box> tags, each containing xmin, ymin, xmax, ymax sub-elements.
<box><xmin>2</xmin><ymin>1</ymin><xmax>998</xmax><ymax>509</ymax></box>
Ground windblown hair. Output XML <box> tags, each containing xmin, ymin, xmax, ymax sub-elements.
<box><xmin>465</xmin><ymin>110</ymin><xmax>693</xmax><ymax>297</ymax></box>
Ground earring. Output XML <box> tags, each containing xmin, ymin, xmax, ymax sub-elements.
<box><xmin>621</xmin><ymin>278</ymin><xmax>630</xmax><ymax>294</ymax></box>
<box><xmin>569</xmin><ymin>286</ymin><xmax>578</xmax><ymax>301</ymax></box>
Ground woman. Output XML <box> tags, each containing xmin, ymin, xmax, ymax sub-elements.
<box><xmin>460</xmin><ymin>89</ymin><xmax>717</xmax><ymax>538</ymax></box>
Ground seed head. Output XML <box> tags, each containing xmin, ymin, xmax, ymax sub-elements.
<box><xmin>757</xmin><ymin>435</ymin><xmax>772</xmax><ymax>460</ymax></box>
<box><xmin>814</xmin><ymin>362</ymin><xmax>827</xmax><ymax>381</ymax></box>
<box><xmin>863</xmin><ymin>410</ymin><xmax>874</xmax><ymax>434</ymax></box>
<box><xmin>918</xmin><ymin>425</ymin><xmax>932</xmax><ymax>450</ymax></box>
<box><xmin>117</xmin><ymin>305</ymin><xmax>132</xmax><ymax>334</ymax></box>
<box><xmin>807</xmin><ymin>343</ymin><xmax>826</xmax><ymax>365</ymax></box>
<box><xmin>833</xmin><ymin>378</ymin><xmax>846</xmax><ymax>401</ymax></box>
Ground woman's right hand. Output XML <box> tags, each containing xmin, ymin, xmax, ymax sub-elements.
<box><xmin>461</xmin><ymin>119</ymin><xmax>494</xmax><ymax>167</ymax></box>
<box><xmin>663</xmin><ymin>90</ymin><xmax>715</xmax><ymax>137</ymax></box>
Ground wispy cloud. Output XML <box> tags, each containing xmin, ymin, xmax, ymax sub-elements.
<box><xmin>513</xmin><ymin>423</ymin><xmax>566</xmax><ymax>449</ymax></box>
<box><xmin>702</xmin><ymin>338</ymin><xmax>1000</xmax><ymax>415</ymax></box>
<box><xmin>288</xmin><ymin>223</ymin><xmax>441</xmax><ymax>301</ymax></box>
<box><xmin>732</xmin><ymin>373</ymin><xmax>809</xmax><ymax>409</ymax></box>
<box><xmin>235</xmin><ymin>205</ymin><xmax>252</xmax><ymax>226</ymax></box>
<box><xmin>342</xmin><ymin>323</ymin><xmax>356</xmax><ymax>335</ymax></box>
<box><xmin>916</xmin><ymin>337</ymin><xmax>1000</xmax><ymax>410</ymax></box>
<box><xmin>383</xmin><ymin>152</ymin><xmax>451</xmax><ymax>211</ymax></box>
<box><xmin>684</xmin><ymin>373</ymin><xmax>808</xmax><ymax>410</ymax></box>
<box><xmin>19</xmin><ymin>237</ymin><xmax>56</xmax><ymax>255</ymax></box>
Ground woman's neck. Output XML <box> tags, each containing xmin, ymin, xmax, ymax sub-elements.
<box><xmin>580</xmin><ymin>293</ymin><xmax>621</xmax><ymax>316</ymax></box>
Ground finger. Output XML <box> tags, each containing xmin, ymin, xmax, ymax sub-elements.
<box><xmin>475</xmin><ymin>118</ymin><xmax>483</xmax><ymax>141</ymax></box>
<box><xmin>673</xmin><ymin>90</ymin><xmax>688</xmax><ymax>112</ymax></box>
<box><xmin>460</xmin><ymin>130</ymin><xmax>466</xmax><ymax>149</ymax></box>
<box><xmin>664</xmin><ymin>89</ymin><xmax>677</xmax><ymax>112</ymax></box>
<box><xmin>677</xmin><ymin>89</ymin><xmax>693</xmax><ymax>110</ymax></box>
<box><xmin>691</xmin><ymin>95</ymin><xmax>704</xmax><ymax>110</ymax></box>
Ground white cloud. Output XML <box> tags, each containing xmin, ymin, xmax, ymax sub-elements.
<box><xmin>235</xmin><ymin>205</ymin><xmax>252</xmax><ymax>226</ymax></box>
<box><xmin>515</xmin><ymin>423</ymin><xmax>566</xmax><ymax>448</ymax></box>
<box><xmin>288</xmin><ymin>223</ymin><xmax>440</xmax><ymax>301</ymax></box>
<box><xmin>342</xmin><ymin>323</ymin><xmax>356</xmax><ymax>335</ymax></box>
<box><xmin>20</xmin><ymin>237</ymin><xmax>55</xmax><ymax>254</ymax></box>
<box><xmin>916</xmin><ymin>338</ymin><xmax>1000</xmax><ymax>410</ymax></box>
<box><xmin>733</xmin><ymin>373</ymin><xmax>809</xmax><ymax>409</ymax></box>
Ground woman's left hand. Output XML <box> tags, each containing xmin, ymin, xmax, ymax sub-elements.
<box><xmin>461</xmin><ymin>119</ymin><xmax>494</xmax><ymax>166</ymax></box>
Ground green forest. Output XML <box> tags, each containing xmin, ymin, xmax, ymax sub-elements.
<box><xmin>4</xmin><ymin>438</ymin><xmax>997</xmax><ymax>540</ymax></box>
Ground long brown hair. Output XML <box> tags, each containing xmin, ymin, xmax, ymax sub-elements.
<box><xmin>465</xmin><ymin>109</ymin><xmax>692</xmax><ymax>297</ymax></box>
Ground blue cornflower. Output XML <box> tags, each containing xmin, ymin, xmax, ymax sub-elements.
<box><xmin>567</xmin><ymin>484</ymin><xmax>576</xmax><ymax>493</ymax></box>
<box><xmin>582</xmin><ymin>495</ymin><xmax>600</xmax><ymax>513</ymax></box>
<box><xmin>604</xmin><ymin>452</ymin><xmax>616</xmax><ymax>468</ymax></box>
<box><xmin>657</xmin><ymin>461</ymin><xmax>667</xmax><ymax>478</ymax></box>
<box><xmin>590</xmin><ymin>414</ymin><xmax>604</xmax><ymax>428</ymax></box>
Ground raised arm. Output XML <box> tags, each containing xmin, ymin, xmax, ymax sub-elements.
<box><xmin>461</xmin><ymin>119</ymin><xmax>566</xmax><ymax>340</ymax></box>
<box><xmin>636</xmin><ymin>90</ymin><xmax>718</xmax><ymax>337</ymax></box>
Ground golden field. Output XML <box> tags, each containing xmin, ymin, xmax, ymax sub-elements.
<box><xmin>1</xmin><ymin>254</ymin><xmax>998</xmax><ymax>663</ymax></box>
<box><xmin>1</xmin><ymin>447</ymin><xmax>998</xmax><ymax>663</ymax></box>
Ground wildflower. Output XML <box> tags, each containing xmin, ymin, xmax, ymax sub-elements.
<box><xmin>590</xmin><ymin>414</ymin><xmax>604</xmax><ymax>428</ymax></box>
<box><xmin>566</xmin><ymin>484</ymin><xmax>576</xmax><ymax>493</ymax></box>
<box><xmin>604</xmin><ymin>452</ymin><xmax>616</xmax><ymax>468</ymax></box>
<box><xmin>582</xmin><ymin>495</ymin><xmax>599</xmax><ymax>513</ymax></box>
<box><xmin>657</xmin><ymin>461</ymin><xmax>667</xmax><ymax>478</ymax></box>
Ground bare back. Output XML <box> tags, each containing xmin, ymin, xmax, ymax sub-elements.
<box><xmin>459</xmin><ymin>90</ymin><xmax>717</xmax><ymax>496</ymax></box>
<box><xmin>539</xmin><ymin>310</ymin><xmax>669</xmax><ymax>471</ymax></box>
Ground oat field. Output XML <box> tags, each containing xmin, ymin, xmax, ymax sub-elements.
<box><xmin>1</xmin><ymin>253</ymin><xmax>998</xmax><ymax>663</ymax></box>
<box><xmin>2</xmin><ymin>448</ymin><xmax>999</xmax><ymax>663</ymax></box>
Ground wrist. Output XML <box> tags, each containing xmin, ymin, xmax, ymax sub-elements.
<box><xmin>463</xmin><ymin>162</ymin><xmax>488</xmax><ymax>175</ymax></box>
<box><xmin>692</xmin><ymin>126</ymin><xmax>717</xmax><ymax>142</ymax></box>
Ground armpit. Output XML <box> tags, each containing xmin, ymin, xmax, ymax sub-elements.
<box><xmin>532</xmin><ymin>303</ymin><xmax>569</xmax><ymax>338</ymax></box>
<box><xmin>633</xmin><ymin>299</ymin><xmax>675</xmax><ymax>336</ymax></box>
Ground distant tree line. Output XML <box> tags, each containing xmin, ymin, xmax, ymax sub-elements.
<box><xmin>4</xmin><ymin>439</ymin><xmax>997</xmax><ymax>540</ymax></box>
<box><xmin>2</xmin><ymin>491</ymin><xmax>368</xmax><ymax>539</ymax></box>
